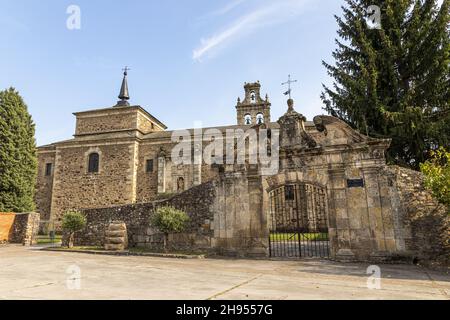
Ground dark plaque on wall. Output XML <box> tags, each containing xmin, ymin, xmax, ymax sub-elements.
<box><xmin>347</xmin><ymin>179</ymin><xmax>365</xmax><ymax>188</ymax></box>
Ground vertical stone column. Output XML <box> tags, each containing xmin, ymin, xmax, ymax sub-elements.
<box><xmin>157</xmin><ymin>155</ymin><xmax>166</xmax><ymax>194</ymax></box>
<box><xmin>193</xmin><ymin>140</ymin><xmax>202</xmax><ymax>187</ymax></box>
<box><xmin>129</xmin><ymin>142</ymin><xmax>139</xmax><ymax>203</ymax></box>
<box><xmin>362</xmin><ymin>166</ymin><xmax>398</xmax><ymax>259</ymax></box>
<box><xmin>212</xmin><ymin>168</ymin><xmax>267</xmax><ymax>257</ymax></box>
<box><xmin>328</xmin><ymin>166</ymin><xmax>355</xmax><ymax>260</ymax></box>
<box><xmin>49</xmin><ymin>148</ymin><xmax>61</xmax><ymax>229</ymax></box>
<box><xmin>247</xmin><ymin>170</ymin><xmax>269</xmax><ymax>257</ymax></box>
<box><xmin>193</xmin><ymin>163</ymin><xmax>202</xmax><ymax>186</ymax></box>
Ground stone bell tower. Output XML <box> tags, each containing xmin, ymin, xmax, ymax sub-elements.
<box><xmin>236</xmin><ymin>81</ymin><xmax>271</xmax><ymax>126</ymax></box>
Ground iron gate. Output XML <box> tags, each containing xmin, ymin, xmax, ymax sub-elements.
<box><xmin>269</xmin><ymin>183</ymin><xmax>330</xmax><ymax>258</ymax></box>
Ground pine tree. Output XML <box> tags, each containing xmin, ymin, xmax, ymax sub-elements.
<box><xmin>0</xmin><ymin>88</ymin><xmax>37</xmax><ymax>212</ymax></box>
<box><xmin>322</xmin><ymin>0</ymin><xmax>450</xmax><ymax>168</ymax></box>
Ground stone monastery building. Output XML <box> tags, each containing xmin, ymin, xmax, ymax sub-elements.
<box><xmin>35</xmin><ymin>71</ymin><xmax>446</xmax><ymax>261</ymax></box>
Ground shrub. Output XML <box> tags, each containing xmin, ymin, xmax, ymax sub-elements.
<box><xmin>420</xmin><ymin>147</ymin><xmax>450</xmax><ymax>212</ymax></box>
<box><xmin>62</xmin><ymin>210</ymin><xmax>87</xmax><ymax>248</ymax></box>
<box><xmin>150</xmin><ymin>206</ymin><xmax>190</xmax><ymax>252</ymax></box>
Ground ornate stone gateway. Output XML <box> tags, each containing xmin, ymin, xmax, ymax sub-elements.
<box><xmin>269</xmin><ymin>183</ymin><xmax>330</xmax><ymax>258</ymax></box>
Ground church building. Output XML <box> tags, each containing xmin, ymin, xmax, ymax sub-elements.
<box><xmin>36</xmin><ymin>72</ymin><xmax>273</xmax><ymax>229</ymax></box>
<box><xmin>35</xmin><ymin>71</ymin><xmax>430</xmax><ymax>261</ymax></box>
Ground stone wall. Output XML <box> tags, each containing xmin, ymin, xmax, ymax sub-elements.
<box><xmin>387</xmin><ymin>166</ymin><xmax>450</xmax><ymax>266</ymax></box>
<box><xmin>74</xmin><ymin>107</ymin><xmax>140</xmax><ymax>136</ymax></box>
<box><xmin>50</xmin><ymin>141</ymin><xmax>138</xmax><ymax>228</ymax></box>
<box><xmin>0</xmin><ymin>213</ymin><xmax>40</xmax><ymax>245</ymax></box>
<box><xmin>35</xmin><ymin>149</ymin><xmax>56</xmax><ymax>223</ymax></box>
<box><xmin>137</xmin><ymin>112</ymin><xmax>164</xmax><ymax>134</ymax></box>
<box><xmin>70</xmin><ymin>181</ymin><xmax>216</xmax><ymax>250</ymax></box>
<box><xmin>75</xmin><ymin>107</ymin><xmax>164</xmax><ymax>136</ymax></box>
<box><xmin>136</xmin><ymin>142</ymin><xmax>174</xmax><ymax>203</ymax></box>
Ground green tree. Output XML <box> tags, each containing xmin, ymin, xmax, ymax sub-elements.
<box><xmin>150</xmin><ymin>206</ymin><xmax>190</xmax><ymax>252</ymax></box>
<box><xmin>420</xmin><ymin>147</ymin><xmax>450</xmax><ymax>211</ymax></box>
<box><xmin>0</xmin><ymin>88</ymin><xmax>37</xmax><ymax>212</ymax></box>
<box><xmin>62</xmin><ymin>210</ymin><xmax>87</xmax><ymax>248</ymax></box>
<box><xmin>322</xmin><ymin>0</ymin><xmax>450</xmax><ymax>169</ymax></box>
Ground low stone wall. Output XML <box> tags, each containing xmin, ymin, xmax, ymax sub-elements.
<box><xmin>387</xmin><ymin>166</ymin><xmax>450</xmax><ymax>267</ymax></box>
<box><xmin>0</xmin><ymin>212</ymin><xmax>40</xmax><ymax>245</ymax></box>
<box><xmin>69</xmin><ymin>181</ymin><xmax>216</xmax><ymax>250</ymax></box>
<box><xmin>0</xmin><ymin>213</ymin><xmax>15</xmax><ymax>243</ymax></box>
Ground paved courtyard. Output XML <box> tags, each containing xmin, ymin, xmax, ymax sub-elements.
<box><xmin>0</xmin><ymin>245</ymin><xmax>448</xmax><ymax>300</ymax></box>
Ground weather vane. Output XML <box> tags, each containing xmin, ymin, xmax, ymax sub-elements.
<box><xmin>282</xmin><ymin>74</ymin><xmax>298</xmax><ymax>100</ymax></box>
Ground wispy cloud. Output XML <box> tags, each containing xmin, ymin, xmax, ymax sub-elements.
<box><xmin>193</xmin><ymin>0</ymin><xmax>311</xmax><ymax>61</ymax></box>
<box><xmin>209</xmin><ymin>0</ymin><xmax>247</xmax><ymax>17</ymax></box>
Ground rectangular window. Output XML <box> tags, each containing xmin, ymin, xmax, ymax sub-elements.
<box><xmin>45</xmin><ymin>163</ymin><xmax>52</xmax><ymax>176</ymax></box>
<box><xmin>146</xmin><ymin>159</ymin><xmax>154</xmax><ymax>173</ymax></box>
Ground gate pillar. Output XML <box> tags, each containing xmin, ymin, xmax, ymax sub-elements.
<box><xmin>328</xmin><ymin>166</ymin><xmax>355</xmax><ymax>260</ymax></box>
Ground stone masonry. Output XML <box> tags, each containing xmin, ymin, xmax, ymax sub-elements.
<box><xmin>38</xmin><ymin>78</ymin><xmax>449</xmax><ymax>263</ymax></box>
<box><xmin>104</xmin><ymin>222</ymin><xmax>128</xmax><ymax>251</ymax></box>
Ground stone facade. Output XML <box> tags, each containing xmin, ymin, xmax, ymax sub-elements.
<box><xmin>37</xmin><ymin>81</ymin><xmax>448</xmax><ymax>262</ymax></box>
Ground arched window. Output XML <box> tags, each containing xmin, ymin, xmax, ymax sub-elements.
<box><xmin>250</xmin><ymin>91</ymin><xmax>256</xmax><ymax>103</ymax></box>
<box><xmin>256</xmin><ymin>113</ymin><xmax>264</xmax><ymax>124</ymax></box>
<box><xmin>177</xmin><ymin>177</ymin><xmax>185</xmax><ymax>192</ymax></box>
<box><xmin>244</xmin><ymin>114</ymin><xmax>252</xmax><ymax>125</ymax></box>
<box><xmin>88</xmin><ymin>153</ymin><xmax>99</xmax><ymax>173</ymax></box>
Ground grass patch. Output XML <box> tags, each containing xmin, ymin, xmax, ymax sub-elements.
<box><xmin>37</xmin><ymin>235</ymin><xmax>62</xmax><ymax>245</ymax></box>
<box><xmin>51</xmin><ymin>246</ymin><xmax>104</xmax><ymax>251</ymax></box>
<box><xmin>129</xmin><ymin>246</ymin><xmax>207</xmax><ymax>256</ymax></box>
<box><xmin>270</xmin><ymin>233</ymin><xmax>329</xmax><ymax>241</ymax></box>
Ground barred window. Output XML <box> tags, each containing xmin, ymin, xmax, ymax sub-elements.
<box><xmin>285</xmin><ymin>185</ymin><xmax>295</xmax><ymax>201</ymax></box>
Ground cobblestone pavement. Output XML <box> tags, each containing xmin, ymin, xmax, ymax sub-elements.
<box><xmin>0</xmin><ymin>245</ymin><xmax>448</xmax><ymax>300</ymax></box>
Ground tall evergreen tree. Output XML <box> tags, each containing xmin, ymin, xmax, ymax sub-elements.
<box><xmin>0</xmin><ymin>88</ymin><xmax>37</xmax><ymax>212</ymax></box>
<box><xmin>322</xmin><ymin>0</ymin><xmax>449</xmax><ymax>168</ymax></box>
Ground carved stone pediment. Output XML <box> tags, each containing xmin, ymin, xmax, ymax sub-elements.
<box><xmin>313</xmin><ymin>115</ymin><xmax>379</xmax><ymax>146</ymax></box>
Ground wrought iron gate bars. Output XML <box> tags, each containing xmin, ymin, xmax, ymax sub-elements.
<box><xmin>269</xmin><ymin>183</ymin><xmax>330</xmax><ymax>258</ymax></box>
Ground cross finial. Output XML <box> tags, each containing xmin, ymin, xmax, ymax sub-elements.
<box><xmin>282</xmin><ymin>74</ymin><xmax>298</xmax><ymax>100</ymax></box>
<box><xmin>122</xmin><ymin>66</ymin><xmax>131</xmax><ymax>75</ymax></box>
<box><xmin>116</xmin><ymin>67</ymin><xmax>130</xmax><ymax>107</ymax></box>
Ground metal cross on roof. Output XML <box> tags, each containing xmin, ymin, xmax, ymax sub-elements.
<box><xmin>282</xmin><ymin>74</ymin><xmax>298</xmax><ymax>99</ymax></box>
<box><xmin>122</xmin><ymin>66</ymin><xmax>131</xmax><ymax>75</ymax></box>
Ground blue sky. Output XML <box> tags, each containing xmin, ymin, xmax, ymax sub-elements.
<box><xmin>0</xmin><ymin>0</ymin><xmax>345</xmax><ymax>146</ymax></box>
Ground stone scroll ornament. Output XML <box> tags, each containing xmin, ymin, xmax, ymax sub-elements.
<box><xmin>104</xmin><ymin>221</ymin><xmax>128</xmax><ymax>251</ymax></box>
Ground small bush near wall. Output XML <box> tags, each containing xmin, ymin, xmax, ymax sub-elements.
<box><xmin>62</xmin><ymin>210</ymin><xmax>87</xmax><ymax>248</ymax></box>
<box><xmin>150</xmin><ymin>206</ymin><xmax>190</xmax><ymax>252</ymax></box>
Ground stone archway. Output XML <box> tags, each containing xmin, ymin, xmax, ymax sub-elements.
<box><xmin>268</xmin><ymin>182</ymin><xmax>330</xmax><ymax>258</ymax></box>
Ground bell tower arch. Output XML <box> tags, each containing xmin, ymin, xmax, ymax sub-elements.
<box><xmin>236</xmin><ymin>81</ymin><xmax>271</xmax><ymax>126</ymax></box>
